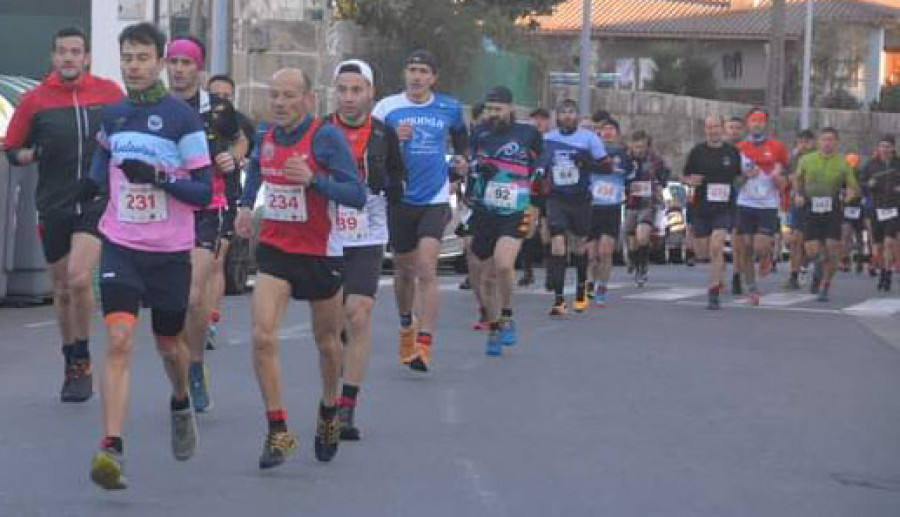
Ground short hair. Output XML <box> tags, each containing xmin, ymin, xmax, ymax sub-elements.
<box><xmin>728</xmin><ymin>116</ymin><xmax>744</xmax><ymax>125</ymax></box>
<box><xmin>53</xmin><ymin>27</ymin><xmax>89</xmax><ymax>52</ymax></box>
<box><xmin>119</xmin><ymin>22</ymin><xmax>167</xmax><ymax>59</ymax></box>
<box><xmin>529</xmin><ymin>108</ymin><xmax>550</xmax><ymax>119</ymax></box>
<box><xmin>878</xmin><ymin>134</ymin><xmax>896</xmax><ymax>146</ymax></box>
<box><xmin>471</xmin><ymin>102</ymin><xmax>485</xmax><ymax>120</ymax></box>
<box><xmin>208</xmin><ymin>74</ymin><xmax>235</xmax><ymax>90</ymax></box>
<box><xmin>819</xmin><ymin>127</ymin><xmax>840</xmax><ymax>139</ymax></box>
<box><xmin>705</xmin><ymin>114</ymin><xmax>725</xmax><ymax>126</ymax></box>
<box><xmin>171</xmin><ymin>35</ymin><xmax>207</xmax><ymax>61</ymax></box>
<box><xmin>631</xmin><ymin>129</ymin><xmax>651</xmax><ymax>144</ymax></box>
<box><xmin>797</xmin><ymin>129</ymin><xmax>815</xmax><ymax>141</ymax></box>
<box><xmin>591</xmin><ymin>109</ymin><xmax>611</xmax><ymax>124</ymax></box>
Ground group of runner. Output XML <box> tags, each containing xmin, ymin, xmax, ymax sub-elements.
<box><xmin>3</xmin><ymin>21</ymin><xmax>898</xmax><ymax>491</ymax></box>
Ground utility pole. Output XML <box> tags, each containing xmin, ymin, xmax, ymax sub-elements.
<box><xmin>766</xmin><ymin>0</ymin><xmax>786</xmax><ymax>132</ymax></box>
<box><xmin>578</xmin><ymin>0</ymin><xmax>592</xmax><ymax>116</ymax></box>
<box><xmin>800</xmin><ymin>0</ymin><xmax>814</xmax><ymax>129</ymax></box>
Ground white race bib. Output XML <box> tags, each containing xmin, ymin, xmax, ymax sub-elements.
<box><xmin>631</xmin><ymin>181</ymin><xmax>652</xmax><ymax>198</ymax></box>
<box><xmin>484</xmin><ymin>181</ymin><xmax>518</xmax><ymax>210</ymax></box>
<box><xmin>843</xmin><ymin>206</ymin><xmax>861</xmax><ymax>220</ymax></box>
<box><xmin>336</xmin><ymin>205</ymin><xmax>369</xmax><ymax>241</ymax></box>
<box><xmin>877</xmin><ymin>207</ymin><xmax>898</xmax><ymax>222</ymax></box>
<box><xmin>117</xmin><ymin>184</ymin><xmax>167</xmax><ymax>223</ymax></box>
<box><xmin>552</xmin><ymin>164</ymin><xmax>579</xmax><ymax>186</ymax></box>
<box><xmin>811</xmin><ymin>196</ymin><xmax>833</xmax><ymax>214</ymax></box>
<box><xmin>263</xmin><ymin>184</ymin><xmax>307</xmax><ymax>222</ymax></box>
<box><xmin>592</xmin><ymin>179</ymin><xmax>621</xmax><ymax>204</ymax></box>
<box><xmin>707</xmin><ymin>183</ymin><xmax>731</xmax><ymax>203</ymax></box>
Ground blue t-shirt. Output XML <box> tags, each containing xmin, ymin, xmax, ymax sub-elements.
<box><xmin>591</xmin><ymin>144</ymin><xmax>629</xmax><ymax>207</ymax></box>
<box><xmin>372</xmin><ymin>92</ymin><xmax>466</xmax><ymax>205</ymax></box>
<box><xmin>541</xmin><ymin>128</ymin><xmax>607</xmax><ymax>197</ymax></box>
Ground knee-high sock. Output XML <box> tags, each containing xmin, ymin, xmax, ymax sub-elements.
<box><xmin>574</xmin><ymin>253</ymin><xmax>588</xmax><ymax>288</ymax></box>
<box><xmin>550</xmin><ymin>254</ymin><xmax>567</xmax><ymax>297</ymax></box>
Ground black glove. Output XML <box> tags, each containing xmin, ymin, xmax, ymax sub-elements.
<box><xmin>476</xmin><ymin>161</ymin><xmax>499</xmax><ymax>180</ymax></box>
<box><xmin>119</xmin><ymin>159</ymin><xmax>158</xmax><ymax>184</ymax></box>
<box><xmin>385</xmin><ymin>181</ymin><xmax>405</xmax><ymax>204</ymax></box>
<box><xmin>573</xmin><ymin>151</ymin><xmax>593</xmax><ymax>171</ymax></box>
<box><xmin>76</xmin><ymin>178</ymin><xmax>100</xmax><ymax>203</ymax></box>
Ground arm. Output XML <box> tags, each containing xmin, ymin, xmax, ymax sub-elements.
<box><xmin>3</xmin><ymin>93</ymin><xmax>37</xmax><ymax>166</ymax></box>
<box><xmin>159</xmin><ymin>167</ymin><xmax>212</xmax><ymax>207</ymax></box>
<box><xmin>384</xmin><ymin>124</ymin><xmax>406</xmax><ymax>204</ymax></box>
<box><xmin>312</xmin><ymin>125</ymin><xmax>366</xmax><ymax>209</ymax></box>
<box><xmin>239</xmin><ymin>141</ymin><xmax>262</xmax><ymax>208</ymax></box>
<box><xmin>77</xmin><ymin>145</ymin><xmax>110</xmax><ymax>202</ymax></box>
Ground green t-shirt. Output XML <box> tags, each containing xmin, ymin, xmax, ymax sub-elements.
<box><xmin>797</xmin><ymin>151</ymin><xmax>858</xmax><ymax>198</ymax></box>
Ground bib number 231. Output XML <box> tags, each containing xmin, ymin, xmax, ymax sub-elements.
<box><xmin>117</xmin><ymin>184</ymin><xmax>167</xmax><ymax>223</ymax></box>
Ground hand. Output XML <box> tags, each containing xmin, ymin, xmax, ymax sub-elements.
<box><xmin>215</xmin><ymin>152</ymin><xmax>237</xmax><ymax>174</ymax></box>
<box><xmin>452</xmin><ymin>155</ymin><xmax>468</xmax><ymax>176</ymax></box>
<box><xmin>76</xmin><ymin>178</ymin><xmax>99</xmax><ymax>203</ymax></box>
<box><xmin>235</xmin><ymin>208</ymin><xmax>253</xmax><ymax>239</ymax></box>
<box><xmin>397</xmin><ymin>122</ymin><xmax>413</xmax><ymax>141</ymax></box>
<box><xmin>16</xmin><ymin>148</ymin><xmax>38</xmax><ymax>165</ymax></box>
<box><xmin>119</xmin><ymin>159</ymin><xmax>158</xmax><ymax>184</ymax></box>
<box><xmin>283</xmin><ymin>154</ymin><xmax>313</xmax><ymax>186</ymax></box>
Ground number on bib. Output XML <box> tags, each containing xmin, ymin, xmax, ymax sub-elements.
<box><xmin>337</xmin><ymin>205</ymin><xmax>369</xmax><ymax>241</ymax></box>
<box><xmin>263</xmin><ymin>184</ymin><xmax>307</xmax><ymax>222</ymax></box>
<box><xmin>877</xmin><ymin>207</ymin><xmax>898</xmax><ymax>222</ymax></box>
<box><xmin>591</xmin><ymin>178</ymin><xmax>621</xmax><ymax>204</ymax></box>
<box><xmin>843</xmin><ymin>207</ymin><xmax>861</xmax><ymax>220</ymax></box>
<box><xmin>484</xmin><ymin>181</ymin><xmax>518</xmax><ymax>210</ymax></box>
<box><xmin>631</xmin><ymin>181</ymin><xmax>652</xmax><ymax>198</ymax></box>
<box><xmin>552</xmin><ymin>164</ymin><xmax>579</xmax><ymax>186</ymax></box>
<box><xmin>706</xmin><ymin>183</ymin><xmax>731</xmax><ymax>203</ymax></box>
<box><xmin>811</xmin><ymin>196</ymin><xmax>833</xmax><ymax>214</ymax></box>
<box><xmin>117</xmin><ymin>184</ymin><xmax>168</xmax><ymax>223</ymax></box>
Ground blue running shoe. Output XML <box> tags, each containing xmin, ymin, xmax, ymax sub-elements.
<box><xmin>189</xmin><ymin>362</ymin><xmax>210</xmax><ymax>413</ymax></box>
<box><xmin>486</xmin><ymin>330</ymin><xmax>503</xmax><ymax>356</ymax></box>
<box><xmin>498</xmin><ymin>318</ymin><xmax>517</xmax><ymax>347</ymax></box>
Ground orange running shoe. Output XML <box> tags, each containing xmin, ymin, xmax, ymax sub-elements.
<box><xmin>398</xmin><ymin>319</ymin><xmax>418</xmax><ymax>365</ymax></box>
<box><xmin>409</xmin><ymin>334</ymin><xmax>431</xmax><ymax>372</ymax></box>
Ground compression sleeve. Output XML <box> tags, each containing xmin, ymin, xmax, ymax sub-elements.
<box><xmin>239</xmin><ymin>137</ymin><xmax>263</xmax><ymax>208</ymax></box>
<box><xmin>160</xmin><ymin>166</ymin><xmax>212</xmax><ymax>207</ymax></box>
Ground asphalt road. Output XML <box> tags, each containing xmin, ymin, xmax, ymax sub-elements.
<box><xmin>2</xmin><ymin>264</ymin><xmax>900</xmax><ymax>517</ymax></box>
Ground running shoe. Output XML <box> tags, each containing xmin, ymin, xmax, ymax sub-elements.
<box><xmin>259</xmin><ymin>431</ymin><xmax>299</xmax><ymax>469</ymax></box>
<box><xmin>731</xmin><ymin>274</ymin><xmax>743</xmax><ymax>296</ymax></box>
<box><xmin>205</xmin><ymin>324</ymin><xmax>217</xmax><ymax>351</ymax></box>
<box><xmin>498</xmin><ymin>318</ymin><xmax>517</xmax><ymax>347</ymax></box>
<box><xmin>586</xmin><ymin>282</ymin><xmax>594</xmax><ymax>300</ymax></box>
<box><xmin>408</xmin><ymin>337</ymin><xmax>431</xmax><ymax>372</ymax></box>
<box><xmin>171</xmin><ymin>404</ymin><xmax>198</xmax><ymax>461</ymax></box>
<box><xmin>592</xmin><ymin>287</ymin><xmax>607</xmax><ymax>308</ymax></box>
<box><xmin>573</xmin><ymin>293</ymin><xmax>589</xmax><ymax>313</ymax></box>
<box><xmin>458</xmin><ymin>277</ymin><xmax>471</xmax><ymax>290</ymax></box>
<box><xmin>338</xmin><ymin>401</ymin><xmax>360</xmax><ymax>441</ymax></box>
<box><xmin>810</xmin><ymin>262</ymin><xmax>823</xmax><ymax>294</ymax></box>
<box><xmin>549</xmin><ymin>300</ymin><xmax>567</xmax><ymax>316</ymax></box>
<box><xmin>90</xmin><ymin>448</ymin><xmax>127</xmax><ymax>490</ymax></box>
<box><xmin>188</xmin><ymin>362</ymin><xmax>212</xmax><ymax>413</ymax></box>
<box><xmin>398</xmin><ymin>321</ymin><xmax>417</xmax><ymax>365</ymax></box>
<box><xmin>472</xmin><ymin>319</ymin><xmax>490</xmax><ymax>331</ymax></box>
<box><xmin>485</xmin><ymin>330</ymin><xmax>503</xmax><ymax>357</ymax></box>
<box><xmin>518</xmin><ymin>273</ymin><xmax>534</xmax><ymax>287</ymax></box>
<box><xmin>61</xmin><ymin>359</ymin><xmax>93</xmax><ymax>403</ymax></box>
<box><xmin>816</xmin><ymin>284</ymin><xmax>830</xmax><ymax>302</ymax></box>
<box><xmin>315</xmin><ymin>408</ymin><xmax>341</xmax><ymax>462</ymax></box>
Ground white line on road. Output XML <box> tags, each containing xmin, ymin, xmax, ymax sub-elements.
<box><xmin>278</xmin><ymin>324</ymin><xmax>311</xmax><ymax>340</ymax></box>
<box><xmin>841</xmin><ymin>298</ymin><xmax>900</xmax><ymax>317</ymax></box>
<box><xmin>441</xmin><ymin>389</ymin><xmax>461</xmax><ymax>425</ymax></box>
<box><xmin>675</xmin><ymin>299</ymin><xmax>842</xmax><ymax>315</ymax></box>
<box><xmin>24</xmin><ymin>320</ymin><xmax>55</xmax><ymax>329</ymax></box>
<box><xmin>731</xmin><ymin>292</ymin><xmax>818</xmax><ymax>307</ymax></box>
<box><xmin>625</xmin><ymin>287</ymin><xmax>707</xmax><ymax>301</ymax></box>
<box><xmin>454</xmin><ymin>458</ymin><xmax>506</xmax><ymax>516</ymax></box>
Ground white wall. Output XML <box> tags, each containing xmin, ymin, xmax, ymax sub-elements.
<box><xmin>90</xmin><ymin>0</ymin><xmax>157</xmax><ymax>87</ymax></box>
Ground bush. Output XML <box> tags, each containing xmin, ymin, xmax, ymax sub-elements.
<box><xmin>874</xmin><ymin>85</ymin><xmax>900</xmax><ymax>113</ymax></box>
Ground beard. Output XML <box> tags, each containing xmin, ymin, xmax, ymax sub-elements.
<box><xmin>489</xmin><ymin>116</ymin><xmax>510</xmax><ymax>131</ymax></box>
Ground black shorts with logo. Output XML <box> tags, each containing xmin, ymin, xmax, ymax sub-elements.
<box><xmin>388</xmin><ymin>202</ymin><xmax>451</xmax><ymax>254</ymax></box>
<box><xmin>469</xmin><ymin>210</ymin><xmax>530</xmax><ymax>260</ymax></box>
<box><xmin>546</xmin><ymin>195</ymin><xmax>592</xmax><ymax>237</ymax></box>
<box><xmin>872</xmin><ymin>208</ymin><xmax>900</xmax><ymax>243</ymax></box>
<box><xmin>38</xmin><ymin>201</ymin><xmax>105</xmax><ymax>264</ymax></box>
<box><xmin>343</xmin><ymin>245</ymin><xmax>384</xmax><ymax>299</ymax></box>
<box><xmin>588</xmin><ymin>205</ymin><xmax>622</xmax><ymax>240</ymax></box>
<box><xmin>194</xmin><ymin>209</ymin><xmax>222</xmax><ymax>251</ymax></box>
<box><xmin>736</xmin><ymin>206</ymin><xmax>779</xmax><ymax>237</ymax></box>
<box><xmin>693</xmin><ymin>207</ymin><xmax>733</xmax><ymax>238</ymax></box>
<box><xmin>257</xmin><ymin>244</ymin><xmax>343</xmax><ymax>301</ymax></box>
<box><xmin>99</xmin><ymin>239</ymin><xmax>192</xmax><ymax>312</ymax></box>
<box><xmin>803</xmin><ymin>210</ymin><xmax>843</xmax><ymax>242</ymax></box>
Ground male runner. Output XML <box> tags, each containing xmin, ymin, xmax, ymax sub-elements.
<box><xmin>783</xmin><ymin>129</ymin><xmax>816</xmax><ymax>290</ymax></box>
<box><xmin>840</xmin><ymin>152</ymin><xmax>865</xmax><ymax>273</ymax></box>
<box><xmin>735</xmin><ymin>109</ymin><xmax>789</xmax><ymax>305</ymax></box>
<box><xmin>372</xmin><ymin>50</ymin><xmax>468</xmax><ymax>372</ymax></box>
<box><xmin>794</xmin><ymin>127</ymin><xmax>858</xmax><ymax>301</ymax></box>
<box><xmin>467</xmin><ymin>86</ymin><xmax>541</xmax><ymax>355</ymax></box>
<box><xmin>542</xmin><ymin>99</ymin><xmax>607</xmax><ymax>315</ymax></box>
<box><xmin>861</xmin><ymin>135</ymin><xmax>900</xmax><ymax>292</ymax></box>
<box><xmin>235</xmin><ymin>68</ymin><xmax>365</xmax><ymax>469</ymax></box>
<box><xmin>724</xmin><ymin>116</ymin><xmax>746</xmax><ymax>293</ymax></box>
<box><xmin>517</xmin><ymin>107</ymin><xmax>552</xmax><ymax>287</ymax></box>
<box><xmin>327</xmin><ymin>59</ymin><xmax>405</xmax><ymax>440</ymax></box>
<box><xmin>623</xmin><ymin>130</ymin><xmax>668</xmax><ymax>287</ymax></box>
<box><xmin>86</xmin><ymin>22</ymin><xmax>212</xmax><ymax>489</ymax></box>
<box><xmin>2</xmin><ymin>27</ymin><xmax>122</xmax><ymax>402</ymax></box>
<box><xmin>166</xmin><ymin>36</ymin><xmax>248</xmax><ymax>412</ymax></box>
<box><xmin>684</xmin><ymin>116</ymin><xmax>742</xmax><ymax>309</ymax></box>
<box><xmin>587</xmin><ymin>118</ymin><xmax>629</xmax><ymax>307</ymax></box>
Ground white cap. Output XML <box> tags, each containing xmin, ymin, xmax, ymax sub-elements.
<box><xmin>333</xmin><ymin>59</ymin><xmax>374</xmax><ymax>85</ymax></box>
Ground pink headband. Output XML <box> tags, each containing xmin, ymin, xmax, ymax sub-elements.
<box><xmin>166</xmin><ymin>39</ymin><xmax>204</xmax><ymax>68</ymax></box>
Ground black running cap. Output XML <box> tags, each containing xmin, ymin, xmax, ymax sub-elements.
<box><xmin>485</xmin><ymin>85</ymin><xmax>513</xmax><ymax>104</ymax></box>
<box><xmin>406</xmin><ymin>49</ymin><xmax>437</xmax><ymax>73</ymax></box>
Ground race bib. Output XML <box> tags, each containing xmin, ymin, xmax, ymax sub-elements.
<box><xmin>843</xmin><ymin>206</ymin><xmax>861</xmax><ymax>220</ymax></box>
<box><xmin>707</xmin><ymin>183</ymin><xmax>731</xmax><ymax>203</ymax></box>
<box><xmin>484</xmin><ymin>181</ymin><xmax>518</xmax><ymax>210</ymax></box>
<box><xmin>811</xmin><ymin>197</ymin><xmax>833</xmax><ymax>214</ymax></box>
<box><xmin>117</xmin><ymin>184</ymin><xmax>167</xmax><ymax>223</ymax></box>
<box><xmin>631</xmin><ymin>181</ymin><xmax>652</xmax><ymax>198</ymax></box>
<box><xmin>592</xmin><ymin>178</ymin><xmax>621</xmax><ymax>205</ymax></box>
<box><xmin>877</xmin><ymin>207</ymin><xmax>898</xmax><ymax>221</ymax></box>
<box><xmin>750</xmin><ymin>181</ymin><xmax>769</xmax><ymax>199</ymax></box>
<box><xmin>552</xmin><ymin>164</ymin><xmax>579</xmax><ymax>186</ymax></box>
<box><xmin>336</xmin><ymin>205</ymin><xmax>369</xmax><ymax>241</ymax></box>
<box><xmin>263</xmin><ymin>184</ymin><xmax>307</xmax><ymax>222</ymax></box>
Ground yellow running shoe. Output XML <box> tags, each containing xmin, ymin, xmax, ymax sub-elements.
<box><xmin>90</xmin><ymin>449</ymin><xmax>127</xmax><ymax>490</ymax></box>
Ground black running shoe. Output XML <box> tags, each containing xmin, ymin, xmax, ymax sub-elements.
<box><xmin>315</xmin><ymin>409</ymin><xmax>341</xmax><ymax>462</ymax></box>
<box><xmin>61</xmin><ymin>359</ymin><xmax>93</xmax><ymax>403</ymax></box>
<box><xmin>338</xmin><ymin>405</ymin><xmax>360</xmax><ymax>441</ymax></box>
<box><xmin>259</xmin><ymin>431</ymin><xmax>298</xmax><ymax>469</ymax></box>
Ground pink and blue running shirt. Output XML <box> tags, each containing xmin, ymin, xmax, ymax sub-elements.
<box><xmin>97</xmin><ymin>94</ymin><xmax>211</xmax><ymax>252</ymax></box>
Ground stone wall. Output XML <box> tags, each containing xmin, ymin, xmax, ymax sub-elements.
<box><xmin>547</xmin><ymin>86</ymin><xmax>900</xmax><ymax>175</ymax></box>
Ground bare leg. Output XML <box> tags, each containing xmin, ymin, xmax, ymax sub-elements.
<box><xmin>311</xmin><ymin>291</ymin><xmax>344</xmax><ymax>406</ymax></box>
<box><xmin>414</xmin><ymin>237</ymin><xmax>442</xmax><ymax>334</ymax></box>
<box><xmin>251</xmin><ymin>274</ymin><xmax>291</xmax><ymax>411</ymax></box>
<box><xmin>67</xmin><ymin>233</ymin><xmax>101</xmax><ymax>342</ymax></box>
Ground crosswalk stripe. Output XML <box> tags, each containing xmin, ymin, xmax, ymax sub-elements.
<box><xmin>624</xmin><ymin>287</ymin><xmax>707</xmax><ymax>301</ymax></box>
<box><xmin>841</xmin><ymin>298</ymin><xmax>900</xmax><ymax>317</ymax></box>
<box><xmin>731</xmin><ymin>292</ymin><xmax>818</xmax><ymax>307</ymax></box>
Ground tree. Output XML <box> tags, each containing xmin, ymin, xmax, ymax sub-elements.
<box><xmin>648</xmin><ymin>45</ymin><xmax>718</xmax><ymax>100</ymax></box>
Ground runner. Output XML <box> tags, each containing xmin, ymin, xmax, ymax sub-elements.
<box><xmin>622</xmin><ymin>130</ymin><xmax>668</xmax><ymax>287</ymax></box>
<box><xmin>517</xmin><ymin>107</ymin><xmax>552</xmax><ymax>287</ymax></box>
<box><xmin>734</xmin><ymin>109</ymin><xmax>789</xmax><ymax>305</ymax></box>
<box><xmin>861</xmin><ymin>135</ymin><xmax>900</xmax><ymax>292</ymax></box>
<box><xmin>205</xmin><ymin>73</ymin><xmax>257</xmax><ymax>350</ymax></box>
<box><xmin>840</xmin><ymin>152</ymin><xmax>866</xmax><ymax>273</ymax></box>
<box><xmin>327</xmin><ymin>59</ymin><xmax>405</xmax><ymax>440</ymax></box>
<box><xmin>542</xmin><ymin>99</ymin><xmax>607</xmax><ymax>315</ymax></box>
<box><xmin>2</xmin><ymin>27</ymin><xmax>122</xmax><ymax>403</ymax></box>
<box><xmin>683</xmin><ymin>116</ymin><xmax>742</xmax><ymax>309</ymax></box>
<box><xmin>467</xmin><ymin>86</ymin><xmax>541</xmax><ymax>355</ymax></box>
<box><xmin>166</xmin><ymin>36</ymin><xmax>248</xmax><ymax>412</ymax></box>
<box><xmin>234</xmin><ymin>68</ymin><xmax>366</xmax><ymax>468</ymax></box>
<box><xmin>794</xmin><ymin>127</ymin><xmax>858</xmax><ymax>301</ymax></box>
<box><xmin>85</xmin><ymin>22</ymin><xmax>212</xmax><ymax>489</ymax></box>
<box><xmin>372</xmin><ymin>50</ymin><xmax>468</xmax><ymax>372</ymax></box>
<box><xmin>783</xmin><ymin>129</ymin><xmax>816</xmax><ymax>290</ymax></box>
<box><xmin>725</xmin><ymin>116</ymin><xmax>747</xmax><ymax>293</ymax></box>
<box><xmin>587</xmin><ymin>118</ymin><xmax>629</xmax><ymax>307</ymax></box>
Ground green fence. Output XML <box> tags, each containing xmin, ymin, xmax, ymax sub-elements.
<box><xmin>460</xmin><ymin>52</ymin><xmax>537</xmax><ymax>108</ymax></box>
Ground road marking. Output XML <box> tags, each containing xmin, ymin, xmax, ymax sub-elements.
<box><xmin>842</xmin><ymin>298</ymin><xmax>900</xmax><ymax>317</ymax></box>
<box><xmin>24</xmin><ymin>320</ymin><xmax>55</xmax><ymax>329</ymax></box>
<box><xmin>675</xmin><ymin>299</ymin><xmax>841</xmax><ymax>315</ymax></box>
<box><xmin>441</xmin><ymin>389</ymin><xmax>461</xmax><ymax>425</ymax></box>
<box><xmin>278</xmin><ymin>324</ymin><xmax>311</xmax><ymax>340</ymax></box>
<box><xmin>454</xmin><ymin>458</ymin><xmax>505</xmax><ymax>515</ymax></box>
<box><xmin>731</xmin><ymin>292</ymin><xmax>818</xmax><ymax>307</ymax></box>
<box><xmin>625</xmin><ymin>287</ymin><xmax>706</xmax><ymax>301</ymax></box>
